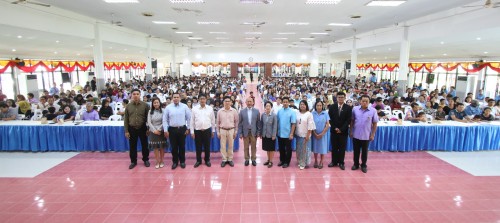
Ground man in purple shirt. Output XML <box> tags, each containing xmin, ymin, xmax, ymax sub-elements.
<box><xmin>350</xmin><ymin>95</ymin><xmax>378</xmax><ymax>173</ymax></box>
<box><xmin>82</xmin><ymin>102</ymin><xmax>100</xmax><ymax>121</ymax></box>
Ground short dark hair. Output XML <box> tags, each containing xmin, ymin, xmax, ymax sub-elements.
<box><xmin>264</xmin><ymin>101</ymin><xmax>273</xmax><ymax>108</ymax></box>
<box><xmin>337</xmin><ymin>92</ymin><xmax>346</xmax><ymax>97</ymax></box>
<box><xmin>47</xmin><ymin>107</ymin><xmax>56</xmax><ymax>113</ymax></box>
<box><xmin>411</xmin><ymin>102</ymin><xmax>419</xmax><ymax>108</ymax></box>
<box><xmin>360</xmin><ymin>95</ymin><xmax>370</xmax><ymax>100</ymax></box>
<box><xmin>131</xmin><ymin>89</ymin><xmax>141</xmax><ymax>94</ymax></box>
<box><xmin>0</xmin><ymin>102</ymin><xmax>8</xmax><ymax>108</ymax></box>
<box><xmin>123</xmin><ymin>99</ymin><xmax>129</xmax><ymax>104</ymax></box>
<box><xmin>282</xmin><ymin>97</ymin><xmax>290</xmax><ymax>102</ymax></box>
<box><xmin>198</xmin><ymin>94</ymin><xmax>206</xmax><ymax>99</ymax></box>
<box><xmin>223</xmin><ymin>96</ymin><xmax>231</xmax><ymax>101</ymax></box>
<box><xmin>456</xmin><ymin>102</ymin><xmax>464</xmax><ymax>107</ymax></box>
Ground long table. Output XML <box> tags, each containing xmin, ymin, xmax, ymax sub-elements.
<box><xmin>1</xmin><ymin>121</ymin><xmax>499</xmax><ymax>152</ymax></box>
<box><xmin>0</xmin><ymin>121</ymin><xmax>239</xmax><ymax>152</ymax></box>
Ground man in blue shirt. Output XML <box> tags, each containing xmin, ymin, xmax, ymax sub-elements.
<box><xmin>449</xmin><ymin>86</ymin><xmax>456</xmax><ymax>97</ymax></box>
<box><xmin>448</xmin><ymin>103</ymin><xmax>471</xmax><ymax>122</ymax></box>
<box><xmin>163</xmin><ymin>92</ymin><xmax>191</xmax><ymax>169</ymax></box>
<box><xmin>370</xmin><ymin>72</ymin><xmax>377</xmax><ymax>83</ymax></box>
<box><xmin>464</xmin><ymin>100</ymin><xmax>482</xmax><ymax>116</ymax></box>
<box><xmin>277</xmin><ymin>97</ymin><xmax>296</xmax><ymax>168</ymax></box>
<box><xmin>476</xmin><ymin>89</ymin><xmax>485</xmax><ymax>101</ymax></box>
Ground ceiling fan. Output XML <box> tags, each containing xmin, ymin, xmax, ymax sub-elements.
<box><xmin>11</xmin><ymin>0</ymin><xmax>50</xmax><ymax>7</ymax></box>
<box><xmin>463</xmin><ymin>0</ymin><xmax>500</xmax><ymax>8</ymax></box>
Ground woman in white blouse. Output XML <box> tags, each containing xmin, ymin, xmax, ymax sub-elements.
<box><xmin>147</xmin><ymin>97</ymin><xmax>168</xmax><ymax>169</ymax></box>
<box><xmin>295</xmin><ymin>100</ymin><xmax>316</xmax><ymax>170</ymax></box>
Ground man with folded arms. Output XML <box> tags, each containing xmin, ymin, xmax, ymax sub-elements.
<box><xmin>190</xmin><ymin>94</ymin><xmax>215</xmax><ymax>168</ymax></box>
<box><xmin>217</xmin><ymin>96</ymin><xmax>239</xmax><ymax>167</ymax></box>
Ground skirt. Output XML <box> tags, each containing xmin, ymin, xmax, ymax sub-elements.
<box><xmin>262</xmin><ymin>137</ymin><xmax>276</xmax><ymax>151</ymax></box>
<box><xmin>149</xmin><ymin>131</ymin><xmax>168</xmax><ymax>151</ymax></box>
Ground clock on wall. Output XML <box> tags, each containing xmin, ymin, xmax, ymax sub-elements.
<box><xmin>249</xmin><ymin>57</ymin><xmax>253</xmax><ymax>62</ymax></box>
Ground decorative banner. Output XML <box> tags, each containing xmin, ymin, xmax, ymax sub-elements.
<box><xmin>0</xmin><ymin>60</ymin><xmax>146</xmax><ymax>74</ymax></box>
<box><xmin>358</xmin><ymin>62</ymin><xmax>499</xmax><ymax>73</ymax></box>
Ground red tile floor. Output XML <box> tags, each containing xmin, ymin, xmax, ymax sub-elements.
<box><xmin>1</xmin><ymin>83</ymin><xmax>500</xmax><ymax>222</ymax></box>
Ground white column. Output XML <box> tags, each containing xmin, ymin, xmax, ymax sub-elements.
<box><xmin>93</xmin><ymin>23</ymin><xmax>105</xmax><ymax>91</ymax></box>
<box><xmin>171</xmin><ymin>44</ymin><xmax>177</xmax><ymax>77</ymax></box>
<box><xmin>349</xmin><ymin>37</ymin><xmax>358</xmax><ymax>82</ymax></box>
<box><xmin>398</xmin><ymin>26</ymin><xmax>410</xmax><ymax>94</ymax></box>
<box><xmin>310</xmin><ymin>59</ymin><xmax>319</xmax><ymax>77</ymax></box>
<box><xmin>145</xmin><ymin>37</ymin><xmax>152</xmax><ymax>81</ymax></box>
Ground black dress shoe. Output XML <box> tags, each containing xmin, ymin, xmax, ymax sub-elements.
<box><xmin>172</xmin><ymin>163</ymin><xmax>178</xmax><ymax>170</ymax></box>
<box><xmin>328</xmin><ymin>162</ymin><xmax>335</xmax><ymax>168</ymax></box>
<box><xmin>252</xmin><ymin>160</ymin><xmax>257</xmax><ymax>166</ymax></box>
<box><xmin>245</xmin><ymin>160</ymin><xmax>249</xmax><ymax>166</ymax></box>
<box><xmin>277</xmin><ymin>162</ymin><xmax>283</xmax><ymax>167</ymax></box>
<box><xmin>180</xmin><ymin>163</ymin><xmax>186</xmax><ymax>169</ymax></box>
<box><xmin>144</xmin><ymin>161</ymin><xmax>150</xmax><ymax>167</ymax></box>
<box><xmin>282</xmin><ymin>164</ymin><xmax>289</xmax><ymax>168</ymax></box>
<box><xmin>351</xmin><ymin>165</ymin><xmax>359</xmax><ymax>170</ymax></box>
<box><xmin>194</xmin><ymin>162</ymin><xmax>201</xmax><ymax>168</ymax></box>
<box><xmin>263</xmin><ymin>161</ymin><xmax>270</xmax><ymax>166</ymax></box>
<box><xmin>206</xmin><ymin>161</ymin><xmax>211</xmax><ymax>167</ymax></box>
<box><xmin>228</xmin><ymin>161</ymin><xmax>234</xmax><ymax>167</ymax></box>
<box><xmin>361</xmin><ymin>166</ymin><xmax>367</xmax><ymax>173</ymax></box>
<box><xmin>339</xmin><ymin>164</ymin><xmax>345</xmax><ymax>170</ymax></box>
<box><xmin>129</xmin><ymin>163</ymin><xmax>137</xmax><ymax>169</ymax></box>
<box><xmin>221</xmin><ymin>162</ymin><xmax>227</xmax><ymax>167</ymax></box>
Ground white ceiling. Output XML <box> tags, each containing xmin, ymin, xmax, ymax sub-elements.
<box><xmin>33</xmin><ymin>0</ymin><xmax>479</xmax><ymax>48</ymax></box>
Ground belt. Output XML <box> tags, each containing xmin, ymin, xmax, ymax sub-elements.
<box><xmin>169</xmin><ymin>125</ymin><xmax>185</xmax><ymax>129</ymax></box>
<box><xmin>221</xmin><ymin>127</ymin><xmax>234</xmax><ymax>130</ymax></box>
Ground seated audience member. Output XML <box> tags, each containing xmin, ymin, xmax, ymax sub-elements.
<box><xmin>435</xmin><ymin>106</ymin><xmax>446</xmax><ymax>120</ymax></box>
<box><xmin>423</xmin><ymin>101</ymin><xmax>436</xmax><ymax>117</ymax></box>
<box><xmin>6</xmin><ymin>99</ymin><xmax>17</xmax><ymax>110</ymax></box>
<box><xmin>448</xmin><ymin>103</ymin><xmax>471</xmax><ymax>122</ymax></box>
<box><xmin>61</xmin><ymin>105</ymin><xmax>76</xmax><ymax>122</ymax></box>
<box><xmin>82</xmin><ymin>102</ymin><xmax>99</xmax><ymax>121</ymax></box>
<box><xmin>37</xmin><ymin>96</ymin><xmax>48</xmax><ymax>110</ymax></box>
<box><xmin>16</xmin><ymin>94</ymin><xmax>31</xmax><ymax>115</ymax></box>
<box><xmin>405</xmin><ymin>103</ymin><xmax>420</xmax><ymax>121</ymax></box>
<box><xmin>44</xmin><ymin>107</ymin><xmax>58</xmax><ymax>121</ymax></box>
<box><xmin>478</xmin><ymin>107</ymin><xmax>495</xmax><ymax>121</ymax></box>
<box><xmin>375</xmin><ymin>105</ymin><xmax>388</xmax><ymax>120</ymax></box>
<box><xmin>27</xmin><ymin>93</ymin><xmax>39</xmax><ymax>104</ymax></box>
<box><xmin>99</xmin><ymin>100</ymin><xmax>113</xmax><ymax>120</ymax></box>
<box><xmin>443</xmin><ymin>99</ymin><xmax>456</xmax><ymax>115</ymax></box>
<box><xmin>484</xmin><ymin>99</ymin><xmax>499</xmax><ymax>119</ymax></box>
<box><xmin>416</xmin><ymin>112</ymin><xmax>427</xmax><ymax>122</ymax></box>
<box><xmin>86</xmin><ymin>94</ymin><xmax>101</xmax><ymax>105</ymax></box>
<box><xmin>464</xmin><ymin>100</ymin><xmax>482</xmax><ymax>116</ymax></box>
<box><xmin>117</xmin><ymin>99</ymin><xmax>129</xmax><ymax>116</ymax></box>
<box><xmin>372</xmin><ymin>97</ymin><xmax>385</xmax><ymax>109</ymax></box>
<box><xmin>0</xmin><ymin>102</ymin><xmax>17</xmax><ymax>121</ymax></box>
<box><xmin>46</xmin><ymin>97</ymin><xmax>60</xmax><ymax>112</ymax></box>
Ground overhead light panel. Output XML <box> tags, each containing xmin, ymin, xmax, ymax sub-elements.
<box><xmin>176</xmin><ymin>31</ymin><xmax>193</xmax><ymax>34</ymax></box>
<box><xmin>245</xmin><ymin>32</ymin><xmax>262</xmax><ymax>35</ymax></box>
<box><xmin>273</xmin><ymin>38</ymin><xmax>288</xmax><ymax>40</ymax></box>
<box><xmin>103</xmin><ymin>0</ymin><xmax>139</xmax><ymax>3</ymax></box>
<box><xmin>306</xmin><ymin>0</ymin><xmax>342</xmax><ymax>4</ymax></box>
<box><xmin>216</xmin><ymin>37</ymin><xmax>229</xmax><ymax>40</ymax></box>
<box><xmin>328</xmin><ymin>23</ymin><xmax>351</xmax><ymax>26</ymax></box>
<box><xmin>286</xmin><ymin>22</ymin><xmax>309</xmax><ymax>26</ymax></box>
<box><xmin>277</xmin><ymin>32</ymin><xmax>296</xmax><ymax>35</ymax></box>
<box><xmin>220</xmin><ymin>42</ymin><xmax>233</xmax><ymax>44</ymax></box>
<box><xmin>366</xmin><ymin>1</ymin><xmax>406</xmax><ymax>7</ymax></box>
<box><xmin>170</xmin><ymin>0</ymin><xmax>204</xmax><ymax>3</ymax></box>
<box><xmin>153</xmin><ymin>21</ymin><xmax>176</xmax><ymax>24</ymax></box>
<box><xmin>197</xmin><ymin>21</ymin><xmax>220</xmax><ymax>25</ymax></box>
<box><xmin>209</xmin><ymin>32</ymin><xmax>227</xmax><ymax>34</ymax></box>
<box><xmin>188</xmin><ymin>37</ymin><xmax>203</xmax><ymax>40</ymax></box>
<box><xmin>300</xmin><ymin>37</ymin><xmax>315</xmax><ymax>40</ymax></box>
<box><xmin>310</xmin><ymin>32</ymin><xmax>328</xmax><ymax>35</ymax></box>
<box><xmin>240</xmin><ymin>0</ymin><xmax>273</xmax><ymax>4</ymax></box>
<box><xmin>270</xmin><ymin>42</ymin><xmax>282</xmax><ymax>44</ymax></box>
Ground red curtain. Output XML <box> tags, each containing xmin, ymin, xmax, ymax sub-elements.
<box><xmin>0</xmin><ymin>60</ymin><xmax>146</xmax><ymax>74</ymax></box>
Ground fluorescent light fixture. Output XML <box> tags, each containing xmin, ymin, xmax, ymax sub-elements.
<box><xmin>300</xmin><ymin>37</ymin><xmax>315</xmax><ymax>40</ymax></box>
<box><xmin>170</xmin><ymin>0</ymin><xmax>204</xmax><ymax>3</ymax></box>
<box><xmin>273</xmin><ymin>38</ymin><xmax>288</xmax><ymax>40</ymax></box>
<box><xmin>12</xmin><ymin>49</ymin><xmax>16</xmax><ymax>52</ymax></box>
<box><xmin>328</xmin><ymin>23</ymin><xmax>351</xmax><ymax>26</ymax></box>
<box><xmin>188</xmin><ymin>37</ymin><xmax>203</xmax><ymax>40</ymax></box>
<box><xmin>277</xmin><ymin>32</ymin><xmax>296</xmax><ymax>35</ymax></box>
<box><xmin>176</xmin><ymin>31</ymin><xmax>193</xmax><ymax>34</ymax></box>
<box><xmin>17</xmin><ymin>35</ymin><xmax>22</xmax><ymax>39</ymax></box>
<box><xmin>209</xmin><ymin>32</ymin><xmax>226</xmax><ymax>34</ymax></box>
<box><xmin>216</xmin><ymin>37</ymin><xmax>229</xmax><ymax>40</ymax></box>
<box><xmin>484</xmin><ymin>51</ymin><xmax>488</xmax><ymax>54</ymax></box>
<box><xmin>310</xmin><ymin>32</ymin><xmax>328</xmax><ymax>35</ymax></box>
<box><xmin>153</xmin><ymin>21</ymin><xmax>176</xmax><ymax>24</ymax></box>
<box><xmin>306</xmin><ymin>0</ymin><xmax>341</xmax><ymax>4</ymax></box>
<box><xmin>197</xmin><ymin>21</ymin><xmax>220</xmax><ymax>25</ymax></box>
<box><xmin>277</xmin><ymin>54</ymin><xmax>283</xmax><ymax>59</ymax></box>
<box><xmin>220</xmin><ymin>42</ymin><xmax>233</xmax><ymax>44</ymax></box>
<box><xmin>301</xmin><ymin>55</ymin><xmax>307</xmax><ymax>59</ymax></box>
<box><xmin>270</xmin><ymin>42</ymin><xmax>282</xmax><ymax>44</ymax></box>
<box><xmin>286</xmin><ymin>22</ymin><xmax>309</xmax><ymax>26</ymax></box>
<box><xmin>245</xmin><ymin>37</ymin><xmax>257</xmax><ymax>40</ymax></box>
<box><xmin>196</xmin><ymin>54</ymin><xmax>202</xmax><ymax>59</ymax></box>
<box><xmin>476</xmin><ymin>37</ymin><xmax>481</xmax><ymax>40</ymax></box>
<box><xmin>103</xmin><ymin>0</ymin><xmax>139</xmax><ymax>3</ymax></box>
<box><xmin>366</xmin><ymin>0</ymin><xmax>406</xmax><ymax>7</ymax></box>
<box><xmin>245</xmin><ymin>32</ymin><xmax>262</xmax><ymax>35</ymax></box>
<box><xmin>443</xmin><ymin>53</ymin><xmax>447</xmax><ymax>56</ymax></box>
<box><xmin>240</xmin><ymin>0</ymin><xmax>274</xmax><ymax>4</ymax></box>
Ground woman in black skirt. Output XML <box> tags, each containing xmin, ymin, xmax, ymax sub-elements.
<box><xmin>259</xmin><ymin>101</ymin><xmax>278</xmax><ymax>168</ymax></box>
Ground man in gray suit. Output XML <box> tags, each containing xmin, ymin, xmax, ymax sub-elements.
<box><xmin>238</xmin><ymin>97</ymin><xmax>261</xmax><ymax>166</ymax></box>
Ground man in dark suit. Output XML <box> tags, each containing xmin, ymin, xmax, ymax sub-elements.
<box><xmin>328</xmin><ymin>91</ymin><xmax>352</xmax><ymax>170</ymax></box>
<box><xmin>238</xmin><ymin>97</ymin><xmax>261</xmax><ymax>166</ymax></box>
<box><xmin>249</xmin><ymin>72</ymin><xmax>254</xmax><ymax>83</ymax></box>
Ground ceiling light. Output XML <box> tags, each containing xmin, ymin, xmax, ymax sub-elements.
<box><xmin>373</xmin><ymin>49</ymin><xmax>377</xmax><ymax>52</ymax></box>
<box><xmin>188</xmin><ymin>37</ymin><xmax>203</xmax><ymax>40</ymax></box>
<box><xmin>240</xmin><ymin>0</ymin><xmax>274</xmax><ymax>4</ymax></box>
<box><xmin>12</xmin><ymin>49</ymin><xmax>16</xmax><ymax>52</ymax></box>
<box><xmin>300</xmin><ymin>38</ymin><xmax>315</xmax><ymax>40</ymax></box>
<box><xmin>197</xmin><ymin>21</ymin><xmax>220</xmax><ymax>25</ymax></box>
<box><xmin>90</xmin><ymin>44</ymin><xmax>94</xmax><ymax>47</ymax></box>
<box><xmin>286</xmin><ymin>22</ymin><xmax>309</xmax><ymax>26</ymax></box>
<box><xmin>220</xmin><ymin>42</ymin><xmax>233</xmax><ymax>44</ymax></box>
<box><xmin>245</xmin><ymin>32</ymin><xmax>262</xmax><ymax>35</ymax></box>
<box><xmin>273</xmin><ymin>38</ymin><xmax>288</xmax><ymax>40</ymax></box>
<box><xmin>328</xmin><ymin>23</ymin><xmax>352</xmax><ymax>26</ymax></box>
<box><xmin>476</xmin><ymin>37</ymin><xmax>481</xmax><ymax>40</ymax></box>
<box><xmin>366</xmin><ymin>1</ymin><xmax>406</xmax><ymax>7</ymax></box>
<box><xmin>245</xmin><ymin>37</ymin><xmax>257</xmax><ymax>40</ymax></box>
<box><xmin>17</xmin><ymin>35</ymin><xmax>22</xmax><ymax>39</ymax></box>
<box><xmin>195</xmin><ymin>54</ymin><xmax>202</xmax><ymax>59</ymax></box>
<box><xmin>388</xmin><ymin>48</ymin><xmax>392</xmax><ymax>50</ymax></box>
<box><xmin>270</xmin><ymin>42</ymin><xmax>282</xmax><ymax>44</ymax></box>
<box><xmin>176</xmin><ymin>31</ymin><xmax>193</xmax><ymax>34</ymax></box>
<box><xmin>277</xmin><ymin>32</ymin><xmax>296</xmax><ymax>35</ymax></box>
<box><xmin>54</xmin><ymin>52</ymin><xmax>58</xmax><ymax>54</ymax></box>
<box><xmin>209</xmin><ymin>32</ymin><xmax>226</xmax><ymax>34</ymax></box>
<box><xmin>216</xmin><ymin>37</ymin><xmax>229</xmax><ymax>40</ymax></box>
<box><xmin>170</xmin><ymin>0</ymin><xmax>204</xmax><ymax>3</ymax></box>
<box><xmin>277</xmin><ymin>54</ymin><xmax>283</xmax><ymax>59</ymax></box>
<box><xmin>153</xmin><ymin>21</ymin><xmax>176</xmax><ymax>24</ymax></box>
<box><xmin>55</xmin><ymin>40</ymin><xmax>60</xmax><ymax>43</ymax></box>
<box><xmin>443</xmin><ymin>53</ymin><xmax>447</xmax><ymax>56</ymax></box>
<box><xmin>301</xmin><ymin>55</ymin><xmax>307</xmax><ymax>59</ymax></box>
<box><xmin>103</xmin><ymin>0</ymin><xmax>139</xmax><ymax>3</ymax></box>
<box><xmin>310</xmin><ymin>32</ymin><xmax>328</xmax><ymax>35</ymax></box>
<box><xmin>306</xmin><ymin>0</ymin><xmax>342</xmax><ymax>4</ymax></box>
<box><xmin>440</xmin><ymin>41</ymin><xmax>444</xmax><ymax>44</ymax></box>
<box><xmin>421</xmin><ymin>55</ymin><xmax>424</xmax><ymax>57</ymax></box>
<box><xmin>124</xmin><ymin>49</ymin><xmax>127</xmax><ymax>51</ymax></box>
<box><xmin>484</xmin><ymin>52</ymin><xmax>488</xmax><ymax>54</ymax></box>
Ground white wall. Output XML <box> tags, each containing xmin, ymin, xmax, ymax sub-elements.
<box><xmin>189</xmin><ymin>47</ymin><xmax>313</xmax><ymax>63</ymax></box>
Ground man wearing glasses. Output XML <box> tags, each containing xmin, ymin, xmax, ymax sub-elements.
<box><xmin>217</xmin><ymin>96</ymin><xmax>239</xmax><ymax>167</ymax></box>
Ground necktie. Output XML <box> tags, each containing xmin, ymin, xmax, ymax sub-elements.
<box><xmin>338</xmin><ymin>104</ymin><xmax>342</xmax><ymax>116</ymax></box>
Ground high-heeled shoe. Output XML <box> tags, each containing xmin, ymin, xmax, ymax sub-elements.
<box><xmin>268</xmin><ymin>162</ymin><xmax>273</xmax><ymax>168</ymax></box>
<box><xmin>318</xmin><ymin>163</ymin><xmax>323</xmax><ymax>169</ymax></box>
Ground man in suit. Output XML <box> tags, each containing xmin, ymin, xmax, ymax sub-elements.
<box><xmin>328</xmin><ymin>91</ymin><xmax>352</xmax><ymax>170</ymax></box>
<box><xmin>238</xmin><ymin>97</ymin><xmax>260</xmax><ymax>166</ymax></box>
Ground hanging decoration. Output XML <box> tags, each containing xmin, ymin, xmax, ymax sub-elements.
<box><xmin>0</xmin><ymin>60</ymin><xmax>146</xmax><ymax>74</ymax></box>
<box><xmin>358</xmin><ymin>62</ymin><xmax>500</xmax><ymax>73</ymax></box>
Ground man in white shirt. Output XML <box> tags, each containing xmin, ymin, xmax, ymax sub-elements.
<box><xmin>273</xmin><ymin>97</ymin><xmax>283</xmax><ymax>115</ymax></box>
<box><xmin>190</xmin><ymin>94</ymin><xmax>216</xmax><ymax>168</ymax></box>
